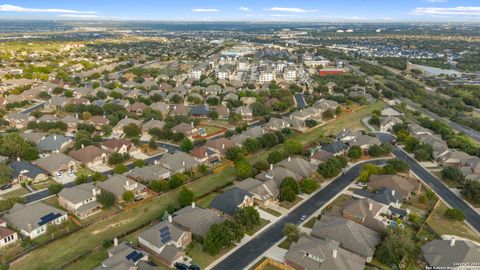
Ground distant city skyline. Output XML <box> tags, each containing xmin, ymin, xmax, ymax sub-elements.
<box><xmin>0</xmin><ymin>0</ymin><xmax>479</xmax><ymax>22</ymax></box>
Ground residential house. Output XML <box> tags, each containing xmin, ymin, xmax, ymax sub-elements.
<box><xmin>3</xmin><ymin>202</ymin><xmax>68</xmax><ymax>239</ymax></box>
<box><xmin>171</xmin><ymin>123</ymin><xmax>198</xmax><ymax>139</ymax></box>
<box><xmin>380</xmin><ymin>116</ymin><xmax>402</xmax><ymax>132</ymax></box>
<box><xmin>204</xmin><ymin>137</ymin><xmax>234</xmax><ymax>156</ymax></box>
<box><xmin>61</xmin><ymin>115</ymin><xmax>82</xmax><ymax>133</ymax></box>
<box><xmin>172</xmin><ymin>203</ymin><xmax>224</xmax><ymax>238</ymax></box>
<box><xmin>235</xmin><ymin>178</ymin><xmax>279</xmax><ymax>207</ymax></box>
<box><xmin>37</xmin><ymin>134</ymin><xmax>71</xmax><ymax>153</ymax></box>
<box><xmin>96</xmin><ymin>242</ymin><xmax>148</xmax><ymax>270</ymax></box>
<box><xmin>285</xmin><ymin>236</ymin><xmax>365</xmax><ymax>270</ymax></box>
<box><xmin>348</xmin><ymin>135</ymin><xmax>381</xmax><ymax>150</ymax></box>
<box><xmin>311</xmin><ymin>215</ymin><xmax>381</xmax><ymax>262</ymax></box>
<box><xmin>368</xmin><ymin>174</ymin><xmax>421</xmax><ymax>200</ymax></box>
<box><xmin>421</xmin><ymin>239</ymin><xmax>480</xmax><ymax>269</ymax></box>
<box><xmin>256</xmin><ymin>166</ymin><xmax>303</xmax><ymax>186</ymax></box>
<box><xmin>142</xmin><ymin>119</ymin><xmax>165</xmax><ymax>136</ymax></box>
<box><xmin>342</xmin><ymin>198</ymin><xmax>386</xmax><ymax>231</ymax></box>
<box><xmin>336</xmin><ymin>129</ymin><xmax>362</xmax><ymax>143</ymax></box>
<box><xmin>5</xmin><ymin>112</ymin><xmax>35</xmax><ymax>129</ymax></box>
<box><xmin>310</xmin><ymin>150</ymin><xmax>334</xmax><ymax>165</ymax></box>
<box><xmin>381</xmin><ymin>108</ymin><xmax>403</xmax><ymax>117</ymax></box>
<box><xmin>138</xmin><ymin>219</ymin><xmax>192</xmax><ymax>267</ymax></box>
<box><xmin>97</xmin><ymin>175</ymin><xmax>147</xmax><ymax>202</ymax></box>
<box><xmin>88</xmin><ymin>115</ymin><xmax>110</xmax><ymax>130</ymax></box>
<box><xmin>68</xmin><ymin>145</ymin><xmax>110</xmax><ymax>168</ymax></box>
<box><xmin>113</xmin><ymin>118</ymin><xmax>143</xmax><ymax>137</ymax></box>
<box><xmin>157</xmin><ymin>151</ymin><xmax>199</xmax><ymax>174</ymax></box>
<box><xmin>189</xmin><ymin>146</ymin><xmax>220</xmax><ymax>165</ymax></box>
<box><xmin>127</xmin><ymin>165</ymin><xmax>172</xmax><ymax>183</ymax></box>
<box><xmin>189</xmin><ymin>105</ymin><xmax>210</xmax><ymax>118</ymax></box>
<box><xmin>170</xmin><ymin>104</ymin><xmax>189</xmax><ymax>116</ymax></box>
<box><xmin>58</xmin><ymin>183</ymin><xmax>102</xmax><ymax>219</ymax></box>
<box><xmin>215</xmin><ymin>105</ymin><xmax>230</xmax><ymax>119</ymax></box>
<box><xmin>127</xmin><ymin>102</ymin><xmax>149</xmax><ymax>115</ymax></box>
<box><xmin>34</xmin><ymin>153</ymin><xmax>79</xmax><ymax>176</ymax></box>
<box><xmin>150</xmin><ymin>102</ymin><xmax>170</xmax><ymax>117</ymax></box>
<box><xmin>0</xmin><ymin>219</ymin><xmax>18</xmax><ymax>248</ymax></box>
<box><xmin>10</xmin><ymin>160</ymin><xmax>48</xmax><ymax>184</ymax></box>
<box><xmin>211</xmin><ymin>187</ymin><xmax>254</xmax><ymax>216</ymax></box>
<box><xmin>101</xmin><ymin>138</ymin><xmax>139</xmax><ymax>155</ymax></box>
<box><xmin>264</xmin><ymin>117</ymin><xmax>290</xmax><ymax>132</ymax></box>
<box><xmin>276</xmin><ymin>157</ymin><xmax>317</xmax><ymax>178</ymax></box>
<box><xmin>313</xmin><ymin>99</ymin><xmax>339</xmax><ymax>112</ymax></box>
<box><xmin>322</xmin><ymin>141</ymin><xmax>349</xmax><ymax>155</ymax></box>
<box><xmin>235</xmin><ymin>106</ymin><xmax>253</xmax><ymax>120</ymax></box>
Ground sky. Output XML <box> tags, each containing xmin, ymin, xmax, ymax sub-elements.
<box><xmin>0</xmin><ymin>0</ymin><xmax>479</xmax><ymax>22</ymax></box>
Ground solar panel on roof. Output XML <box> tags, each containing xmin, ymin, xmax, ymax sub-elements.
<box><xmin>159</xmin><ymin>226</ymin><xmax>169</xmax><ymax>233</ymax></box>
<box><xmin>126</xmin><ymin>251</ymin><xmax>144</xmax><ymax>262</ymax></box>
<box><xmin>38</xmin><ymin>212</ymin><xmax>62</xmax><ymax>226</ymax></box>
<box><xmin>161</xmin><ymin>236</ymin><xmax>171</xmax><ymax>243</ymax></box>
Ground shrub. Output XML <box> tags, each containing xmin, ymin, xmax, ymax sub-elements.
<box><xmin>444</xmin><ymin>208</ymin><xmax>465</xmax><ymax>221</ymax></box>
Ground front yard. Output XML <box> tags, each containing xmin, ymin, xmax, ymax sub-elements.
<box><xmin>186</xmin><ymin>241</ymin><xmax>234</xmax><ymax>269</ymax></box>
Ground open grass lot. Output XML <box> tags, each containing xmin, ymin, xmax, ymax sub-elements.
<box><xmin>203</xmin><ymin>125</ymin><xmax>223</xmax><ymax>135</ymax></box>
<box><xmin>64</xmin><ymin>249</ymin><xmax>109</xmax><ymax>270</ymax></box>
<box><xmin>259</xmin><ymin>207</ymin><xmax>282</xmax><ymax>217</ymax></box>
<box><xmin>186</xmin><ymin>241</ymin><xmax>233</xmax><ymax>269</ymax></box>
<box><xmin>246</xmin><ymin>218</ymin><xmax>270</xmax><ymax>236</ymax></box>
<box><xmin>426</xmin><ymin>201</ymin><xmax>480</xmax><ymax>243</ymax></box>
<box><xmin>0</xmin><ymin>187</ymin><xmax>29</xmax><ymax>198</ymax></box>
<box><xmin>196</xmin><ymin>192</ymin><xmax>219</xmax><ymax>208</ymax></box>
<box><xmin>76</xmin><ymin>167</ymin><xmax>95</xmax><ymax>178</ymax></box>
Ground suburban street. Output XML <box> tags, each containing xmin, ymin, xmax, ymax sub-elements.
<box><xmin>376</xmin><ymin>133</ymin><xmax>480</xmax><ymax>233</ymax></box>
<box><xmin>211</xmin><ymin>159</ymin><xmax>389</xmax><ymax>270</ymax></box>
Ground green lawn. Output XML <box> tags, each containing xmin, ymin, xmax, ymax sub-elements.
<box><xmin>76</xmin><ymin>168</ymin><xmax>95</xmax><ymax>178</ymax></box>
<box><xmin>186</xmin><ymin>241</ymin><xmax>233</xmax><ymax>269</ymax></box>
<box><xmin>303</xmin><ymin>216</ymin><xmax>319</xmax><ymax>229</ymax></box>
<box><xmin>259</xmin><ymin>207</ymin><xmax>282</xmax><ymax>217</ymax></box>
<box><xmin>426</xmin><ymin>201</ymin><xmax>480</xmax><ymax>243</ymax></box>
<box><xmin>203</xmin><ymin>125</ymin><xmax>223</xmax><ymax>135</ymax></box>
<box><xmin>196</xmin><ymin>192</ymin><xmax>219</xmax><ymax>208</ymax></box>
<box><xmin>279</xmin><ymin>196</ymin><xmax>302</xmax><ymax>210</ymax></box>
<box><xmin>31</xmin><ymin>178</ymin><xmax>56</xmax><ymax>191</ymax></box>
<box><xmin>64</xmin><ymin>249</ymin><xmax>108</xmax><ymax>270</ymax></box>
<box><xmin>0</xmin><ymin>187</ymin><xmax>29</xmax><ymax>198</ymax></box>
<box><xmin>277</xmin><ymin>238</ymin><xmax>292</xmax><ymax>250</ymax></box>
<box><xmin>246</xmin><ymin>218</ymin><xmax>270</xmax><ymax>236</ymax></box>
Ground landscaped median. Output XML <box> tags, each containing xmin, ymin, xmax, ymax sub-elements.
<box><xmin>10</xmin><ymin>102</ymin><xmax>384</xmax><ymax>270</ymax></box>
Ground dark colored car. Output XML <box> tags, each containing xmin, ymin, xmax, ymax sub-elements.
<box><xmin>174</xmin><ymin>263</ymin><xmax>189</xmax><ymax>270</ymax></box>
<box><xmin>0</xmin><ymin>183</ymin><xmax>12</xmax><ymax>190</ymax></box>
<box><xmin>189</xmin><ymin>265</ymin><xmax>201</xmax><ymax>270</ymax></box>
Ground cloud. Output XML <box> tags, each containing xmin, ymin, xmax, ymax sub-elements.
<box><xmin>59</xmin><ymin>14</ymin><xmax>101</xmax><ymax>19</ymax></box>
<box><xmin>411</xmin><ymin>6</ymin><xmax>480</xmax><ymax>16</ymax></box>
<box><xmin>425</xmin><ymin>0</ymin><xmax>447</xmax><ymax>2</ymax></box>
<box><xmin>265</xmin><ymin>7</ymin><xmax>318</xmax><ymax>13</ymax></box>
<box><xmin>191</xmin><ymin>8</ymin><xmax>219</xmax><ymax>12</ymax></box>
<box><xmin>239</xmin><ymin>6</ymin><xmax>250</xmax><ymax>11</ymax></box>
<box><xmin>0</xmin><ymin>4</ymin><xmax>96</xmax><ymax>14</ymax></box>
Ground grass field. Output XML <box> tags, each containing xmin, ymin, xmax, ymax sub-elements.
<box><xmin>0</xmin><ymin>187</ymin><xmax>29</xmax><ymax>198</ymax></box>
<box><xmin>426</xmin><ymin>201</ymin><xmax>480</xmax><ymax>243</ymax></box>
<box><xmin>9</xmin><ymin>102</ymin><xmax>383</xmax><ymax>270</ymax></box>
<box><xmin>196</xmin><ymin>192</ymin><xmax>219</xmax><ymax>208</ymax></box>
<box><xmin>246</xmin><ymin>218</ymin><xmax>270</xmax><ymax>236</ymax></box>
<box><xmin>259</xmin><ymin>207</ymin><xmax>282</xmax><ymax>217</ymax></box>
<box><xmin>186</xmin><ymin>241</ymin><xmax>233</xmax><ymax>269</ymax></box>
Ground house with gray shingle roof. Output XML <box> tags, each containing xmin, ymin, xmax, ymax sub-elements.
<box><xmin>95</xmin><ymin>242</ymin><xmax>148</xmax><ymax>270</ymax></box>
<box><xmin>157</xmin><ymin>151</ymin><xmax>199</xmax><ymax>174</ymax></box>
<box><xmin>3</xmin><ymin>202</ymin><xmax>68</xmax><ymax>239</ymax></box>
<box><xmin>211</xmin><ymin>187</ymin><xmax>254</xmax><ymax>216</ymax></box>
<box><xmin>58</xmin><ymin>183</ymin><xmax>102</xmax><ymax>219</ymax></box>
<box><xmin>285</xmin><ymin>236</ymin><xmax>365</xmax><ymax>270</ymax></box>
<box><xmin>34</xmin><ymin>153</ymin><xmax>79</xmax><ymax>176</ymax></box>
<box><xmin>235</xmin><ymin>178</ymin><xmax>279</xmax><ymax>207</ymax></box>
<box><xmin>127</xmin><ymin>165</ymin><xmax>172</xmax><ymax>183</ymax></box>
<box><xmin>277</xmin><ymin>157</ymin><xmax>316</xmax><ymax>178</ymax></box>
<box><xmin>172</xmin><ymin>203</ymin><xmax>224</xmax><ymax>237</ymax></box>
<box><xmin>138</xmin><ymin>220</ymin><xmax>191</xmax><ymax>267</ymax></box>
<box><xmin>10</xmin><ymin>160</ymin><xmax>47</xmax><ymax>184</ymax></box>
<box><xmin>256</xmin><ymin>166</ymin><xmax>303</xmax><ymax>186</ymax></box>
<box><xmin>68</xmin><ymin>145</ymin><xmax>109</xmax><ymax>167</ymax></box>
<box><xmin>421</xmin><ymin>239</ymin><xmax>480</xmax><ymax>269</ymax></box>
<box><xmin>37</xmin><ymin>133</ymin><xmax>71</xmax><ymax>153</ymax></box>
<box><xmin>97</xmin><ymin>175</ymin><xmax>147</xmax><ymax>202</ymax></box>
<box><xmin>311</xmin><ymin>215</ymin><xmax>381</xmax><ymax>261</ymax></box>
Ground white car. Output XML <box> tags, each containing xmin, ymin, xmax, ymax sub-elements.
<box><xmin>300</xmin><ymin>215</ymin><xmax>307</xmax><ymax>221</ymax></box>
<box><xmin>68</xmin><ymin>171</ymin><xmax>74</xmax><ymax>177</ymax></box>
<box><xmin>356</xmin><ymin>181</ymin><xmax>367</xmax><ymax>187</ymax></box>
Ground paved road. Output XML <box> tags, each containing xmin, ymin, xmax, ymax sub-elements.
<box><xmin>21</xmin><ymin>102</ymin><xmax>45</xmax><ymax>114</ymax></box>
<box><xmin>375</xmin><ymin>133</ymin><xmax>480</xmax><ymax>233</ymax></box>
<box><xmin>294</xmin><ymin>94</ymin><xmax>306</xmax><ymax>109</ymax></box>
<box><xmin>402</xmin><ymin>99</ymin><xmax>480</xmax><ymax>142</ymax></box>
<box><xmin>211</xmin><ymin>159</ymin><xmax>389</xmax><ymax>270</ymax></box>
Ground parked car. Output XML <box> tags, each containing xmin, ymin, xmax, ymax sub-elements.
<box><xmin>174</xmin><ymin>263</ymin><xmax>189</xmax><ymax>270</ymax></box>
<box><xmin>0</xmin><ymin>183</ymin><xmax>12</xmax><ymax>190</ymax></box>
<box><xmin>189</xmin><ymin>265</ymin><xmax>201</xmax><ymax>270</ymax></box>
<box><xmin>300</xmin><ymin>215</ymin><xmax>307</xmax><ymax>221</ymax></box>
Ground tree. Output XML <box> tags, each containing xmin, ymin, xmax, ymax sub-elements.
<box><xmin>177</xmin><ymin>187</ymin><xmax>194</xmax><ymax>207</ymax></box>
<box><xmin>347</xmin><ymin>146</ymin><xmax>362</xmax><ymax>160</ymax></box>
<box><xmin>235</xmin><ymin>159</ymin><xmax>253</xmax><ymax>179</ymax></box>
<box><xmin>204</xmin><ymin>221</ymin><xmax>243</xmax><ymax>255</ymax></box>
<box><xmin>208</xmin><ymin>110</ymin><xmax>219</xmax><ymax>120</ymax></box>
<box><xmin>441</xmin><ymin>167</ymin><xmax>464</xmax><ymax>183</ymax></box>
<box><xmin>358</xmin><ymin>164</ymin><xmax>384</xmax><ymax>182</ymax></box>
<box><xmin>123</xmin><ymin>123</ymin><xmax>140</xmax><ymax>138</ymax></box>
<box><xmin>283</xmin><ymin>223</ymin><xmax>300</xmax><ymax>242</ymax></box>
<box><xmin>148</xmin><ymin>138</ymin><xmax>158</xmax><ymax>149</ymax></box>
<box><xmin>133</xmin><ymin>159</ymin><xmax>145</xmax><ymax>168</ymax></box>
<box><xmin>335</xmin><ymin>106</ymin><xmax>342</xmax><ymax>115</ymax></box>
<box><xmin>375</xmin><ymin>228</ymin><xmax>415</xmax><ymax>267</ymax></box>
<box><xmin>261</xmin><ymin>133</ymin><xmax>279</xmax><ymax>148</ymax></box>
<box><xmin>367</xmin><ymin>144</ymin><xmax>384</xmax><ymax>157</ymax></box>
<box><xmin>279</xmin><ymin>177</ymin><xmax>300</xmax><ymax>202</ymax></box>
<box><xmin>414</xmin><ymin>144</ymin><xmax>433</xmax><ymax>161</ymax></box>
<box><xmin>444</xmin><ymin>208</ymin><xmax>465</xmax><ymax>221</ymax></box>
<box><xmin>97</xmin><ymin>191</ymin><xmax>116</xmax><ymax>208</ymax></box>
<box><xmin>0</xmin><ymin>164</ymin><xmax>14</xmax><ymax>184</ymax></box>
<box><xmin>225</xmin><ymin>146</ymin><xmax>243</xmax><ymax>161</ymax></box>
<box><xmin>300</xmin><ymin>178</ymin><xmax>319</xmax><ymax>194</ymax></box>
<box><xmin>317</xmin><ymin>156</ymin><xmax>346</xmax><ymax>178</ymax></box>
<box><xmin>244</xmin><ymin>138</ymin><xmax>262</xmax><ymax>153</ymax></box>
<box><xmin>169</xmin><ymin>173</ymin><xmax>187</xmax><ymax>189</ymax></box>
<box><xmin>180</xmin><ymin>138</ymin><xmax>194</xmax><ymax>153</ymax></box>
<box><xmin>404</xmin><ymin>136</ymin><xmax>420</xmax><ymax>153</ymax></box>
<box><xmin>48</xmin><ymin>183</ymin><xmax>63</xmax><ymax>195</ymax></box>
<box><xmin>108</xmin><ymin>152</ymin><xmax>127</xmax><ymax>165</ymax></box>
<box><xmin>0</xmin><ymin>133</ymin><xmax>39</xmax><ymax>160</ymax></box>
<box><xmin>234</xmin><ymin>206</ymin><xmax>260</xmax><ymax>230</ymax></box>
<box><xmin>113</xmin><ymin>164</ymin><xmax>128</xmax><ymax>174</ymax></box>
<box><xmin>322</xmin><ymin>109</ymin><xmax>335</xmax><ymax>119</ymax></box>
<box><xmin>461</xmin><ymin>180</ymin><xmax>480</xmax><ymax>204</ymax></box>
<box><xmin>253</xmin><ymin>160</ymin><xmax>269</xmax><ymax>171</ymax></box>
<box><xmin>267</xmin><ymin>151</ymin><xmax>283</xmax><ymax>165</ymax></box>
<box><xmin>284</xmin><ymin>139</ymin><xmax>303</xmax><ymax>155</ymax></box>
<box><xmin>122</xmin><ymin>191</ymin><xmax>135</xmax><ymax>203</ymax></box>
<box><xmin>383</xmin><ymin>159</ymin><xmax>410</xmax><ymax>174</ymax></box>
